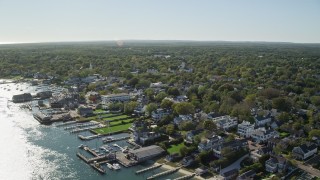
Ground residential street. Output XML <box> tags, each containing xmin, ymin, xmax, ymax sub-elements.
<box><xmin>220</xmin><ymin>154</ymin><xmax>249</xmax><ymax>174</ymax></box>
<box><xmin>296</xmin><ymin>162</ymin><xmax>320</xmax><ymax>178</ymax></box>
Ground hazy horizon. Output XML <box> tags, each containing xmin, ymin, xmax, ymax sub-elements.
<box><xmin>1</xmin><ymin>0</ymin><xmax>319</xmax><ymax>44</ymax></box>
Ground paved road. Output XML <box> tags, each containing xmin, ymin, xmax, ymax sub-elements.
<box><xmin>296</xmin><ymin>162</ymin><xmax>320</xmax><ymax>178</ymax></box>
<box><xmin>220</xmin><ymin>154</ymin><xmax>249</xmax><ymax>174</ymax></box>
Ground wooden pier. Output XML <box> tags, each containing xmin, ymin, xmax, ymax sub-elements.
<box><xmin>146</xmin><ymin>167</ymin><xmax>180</xmax><ymax>180</ymax></box>
<box><xmin>64</xmin><ymin>122</ymin><xmax>99</xmax><ymax>130</ymax></box>
<box><xmin>70</xmin><ymin>125</ymin><xmax>102</xmax><ymax>133</ymax></box>
<box><xmin>77</xmin><ymin>152</ymin><xmax>90</xmax><ymax>163</ymax></box>
<box><xmin>173</xmin><ymin>173</ymin><xmax>195</xmax><ymax>180</ymax></box>
<box><xmin>55</xmin><ymin>121</ymin><xmax>77</xmax><ymax>127</ymax></box>
<box><xmin>78</xmin><ymin>134</ymin><xmax>101</xmax><ymax>141</ymax></box>
<box><xmin>103</xmin><ymin>136</ymin><xmax>130</xmax><ymax>143</ymax></box>
<box><xmin>83</xmin><ymin>146</ymin><xmax>100</xmax><ymax>157</ymax></box>
<box><xmin>126</xmin><ymin>139</ymin><xmax>141</xmax><ymax>148</ymax></box>
<box><xmin>135</xmin><ymin>164</ymin><xmax>162</xmax><ymax>174</ymax></box>
<box><xmin>90</xmin><ymin>163</ymin><xmax>106</xmax><ymax>174</ymax></box>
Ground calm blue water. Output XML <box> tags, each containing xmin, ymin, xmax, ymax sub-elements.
<box><xmin>0</xmin><ymin>80</ymin><xmax>185</xmax><ymax>180</ymax></box>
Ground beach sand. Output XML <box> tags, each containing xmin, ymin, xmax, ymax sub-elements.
<box><xmin>155</xmin><ymin>162</ymin><xmax>205</xmax><ymax>180</ymax></box>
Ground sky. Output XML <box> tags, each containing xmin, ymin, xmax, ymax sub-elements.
<box><xmin>0</xmin><ymin>0</ymin><xmax>319</xmax><ymax>44</ymax></box>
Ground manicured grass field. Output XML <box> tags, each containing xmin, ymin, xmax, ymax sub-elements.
<box><xmin>93</xmin><ymin>123</ymin><xmax>132</xmax><ymax>134</ymax></box>
<box><xmin>167</xmin><ymin>142</ymin><xmax>186</xmax><ymax>155</ymax></box>
<box><xmin>102</xmin><ymin>115</ymin><xmax>129</xmax><ymax>121</ymax></box>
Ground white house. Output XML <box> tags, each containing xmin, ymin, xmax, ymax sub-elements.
<box><xmin>211</xmin><ymin>115</ymin><xmax>238</xmax><ymax>130</ymax></box>
<box><xmin>237</xmin><ymin>121</ymin><xmax>255</xmax><ymax>138</ymax></box>
<box><xmin>255</xmin><ymin>114</ymin><xmax>272</xmax><ymax>126</ymax></box>
<box><xmin>292</xmin><ymin>143</ymin><xmax>318</xmax><ymax>160</ymax></box>
<box><xmin>198</xmin><ymin>135</ymin><xmax>223</xmax><ymax>152</ymax></box>
<box><xmin>101</xmin><ymin>93</ymin><xmax>130</xmax><ymax>103</ymax></box>
<box><xmin>150</xmin><ymin>82</ymin><xmax>166</xmax><ymax>88</ymax></box>
<box><xmin>251</xmin><ymin>128</ymin><xmax>279</xmax><ymax>143</ymax></box>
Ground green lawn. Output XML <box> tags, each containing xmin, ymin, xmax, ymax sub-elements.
<box><xmin>93</xmin><ymin>109</ymin><xmax>108</xmax><ymax>113</ymax></box>
<box><xmin>102</xmin><ymin>115</ymin><xmax>129</xmax><ymax>121</ymax></box>
<box><xmin>93</xmin><ymin>123</ymin><xmax>132</xmax><ymax>134</ymax></box>
<box><xmin>280</xmin><ymin>132</ymin><xmax>290</xmax><ymax>138</ymax></box>
<box><xmin>167</xmin><ymin>142</ymin><xmax>186</xmax><ymax>155</ymax></box>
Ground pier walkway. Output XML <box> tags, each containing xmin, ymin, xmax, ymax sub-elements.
<box><xmin>126</xmin><ymin>140</ymin><xmax>141</xmax><ymax>148</ymax></box>
<box><xmin>78</xmin><ymin>134</ymin><xmax>101</xmax><ymax>141</ymax></box>
<box><xmin>173</xmin><ymin>173</ymin><xmax>195</xmax><ymax>180</ymax></box>
<box><xmin>146</xmin><ymin>167</ymin><xmax>180</xmax><ymax>180</ymax></box>
<box><xmin>55</xmin><ymin>121</ymin><xmax>77</xmax><ymax>127</ymax></box>
<box><xmin>103</xmin><ymin>136</ymin><xmax>130</xmax><ymax>143</ymax></box>
<box><xmin>135</xmin><ymin>164</ymin><xmax>162</xmax><ymax>174</ymax></box>
<box><xmin>70</xmin><ymin>125</ymin><xmax>103</xmax><ymax>133</ymax></box>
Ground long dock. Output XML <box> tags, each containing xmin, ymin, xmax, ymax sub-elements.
<box><xmin>83</xmin><ymin>146</ymin><xmax>99</xmax><ymax>157</ymax></box>
<box><xmin>78</xmin><ymin>134</ymin><xmax>101</xmax><ymax>141</ymax></box>
<box><xmin>77</xmin><ymin>152</ymin><xmax>90</xmax><ymax>163</ymax></box>
<box><xmin>55</xmin><ymin>121</ymin><xmax>77</xmax><ymax>127</ymax></box>
<box><xmin>146</xmin><ymin>167</ymin><xmax>180</xmax><ymax>180</ymax></box>
<box><xmin>64</xmin><ymin>122</ymin><xmax>100</xmax><ymax>130</ymax></box>
<box><xmin>103</xmin><ymin>136</ymin><xmax>130</xmax><ymax>143</ymax></box>
<box><xmin>70</xmin><ymin>125</ymin><xmax>102</xmax><ymax>133</ymax></box>
<box><xmin>77</xmin><ymin>152</ymin><xmax>109</xmax><ymax>163</ymax></box>
<box><xmin>126</xmin><ymin>140</ymin><xmax>141</xmax><ymax>148</ymax></box>
<box><xmin>136</xmin><ymin>164</ymin><xmax>162</xmax><ymax>174</ymax></box>
<box><xmin>90</xmin><ymin>163</ymin><xmax>106</xmax><ymax>174</ymax></box>
<box><xmin>173</xmin><ymin>173</ymin><xmax>195</xmax><ymax>180</ymax></box>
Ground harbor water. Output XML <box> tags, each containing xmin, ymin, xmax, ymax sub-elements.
<box><xmin>0</xmin><ymin>80</ymin><xmax>185</xmax><ymax>180</ymax></box>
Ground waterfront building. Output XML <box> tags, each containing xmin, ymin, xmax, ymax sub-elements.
<box><xmin>128</xmin><ymin>145</ymin><xmax>165</xmax><ymax>162</ymax></box>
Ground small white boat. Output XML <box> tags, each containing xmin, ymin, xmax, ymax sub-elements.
<box><xmin>106</xmin><ymin>163</ymin><xmax>113</xmax><ymax>170</ymax></box>
<box><xmin>112</xmin><ymin>163</ymin><xmax>121</xmax><ymax>170</ymax></box>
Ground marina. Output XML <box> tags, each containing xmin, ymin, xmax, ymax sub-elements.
<box><xmin>0</xmin><ymin>81</ymin><xmax>189</xmax><ymax>180</ymax></box>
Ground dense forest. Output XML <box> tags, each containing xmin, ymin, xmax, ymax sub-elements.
<box><xmin>1</xmin><ymin>41</ymin><xmax>320</xmax><ymax>128</ymax></box>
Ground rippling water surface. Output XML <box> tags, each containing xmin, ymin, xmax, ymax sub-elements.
<box><xmin>0</xmin><ymin>80</ymin><xmax>184</xmax><ymax>180</ymax></box>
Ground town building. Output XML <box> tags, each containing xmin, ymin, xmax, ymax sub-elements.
<box><xmin>254</xmin><ymin>113</ymin><xmax>272</xmax><ymax>126</ymax></box>
<box><xmin>211</xmin><ymin>115</ymin><xmax>238</xmax><ymax>130</ymax></box>
<box><xmin>133</xmin><ymin>131</ymin><xmax>161</xmax><ymax>145</ymax></box>
<box><xmin>237</xmin><ymin>121</ymin><xmax>255</xmax><ymax>138</ymax></box>
<box><xmin>174</xmin><ymin>114</ymin><xmax>193</xmax><ymax>125</ymax></box>
<box><xmin>101</xmin><ymin>93</ymin><xmax>130</xmax><ymax>103</ymax></box>
<box><xmin>128</xmin><ymin>145</ymin><xmax>165</xmax><ymax>163</ymax></box>
<box><xmin>151</xmin><ymin>108</ymin><xmax>170</xmax><ymax>122</ymax></box>
<box><xmin>77</xmin><ymin>106</ymin><xmax>93</xmax><ymax>117</ymax></box>
<box><xmin>292</xmin><ymin>143</ymin><xmax>318</xmax><ymax>160</ymax></box>
<box><xmin>185</xmin><ymin>129</ymin><xmax>203</xmax><ymax>144</ymax></box>
<box><xmin>198</xmin><ymin>135</ymin><xmax>223</xmax><ymax>152</ymax></box>
<box><xmin>251</xmin><ymin>128</ymin><xmax>279</xmax><ymax>143</ymax></box>
<box><xmin>265</xmin><ymin>155</ymin><xmax>288</xmax><ymax>173</ymax></box>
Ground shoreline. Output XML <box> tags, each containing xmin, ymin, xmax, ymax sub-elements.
<box><xmin>154</xmin><ymin>162</ymin><xmax>205</xmax><ymax>180</ymax></box>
